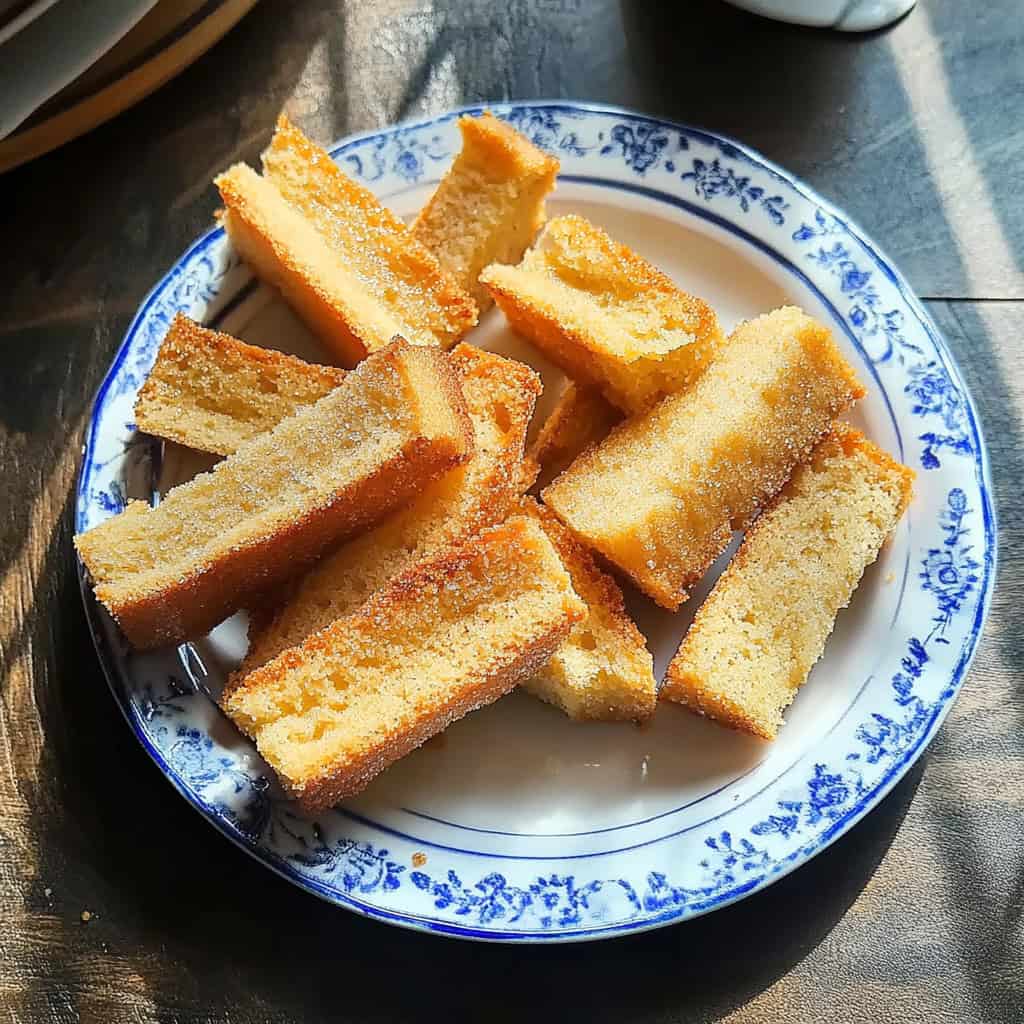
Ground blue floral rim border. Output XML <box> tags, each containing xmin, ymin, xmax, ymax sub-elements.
<box><xmin>75</xmin><ymin>102</ymin><xmax>996</xmax><ymax>942</ymax></box>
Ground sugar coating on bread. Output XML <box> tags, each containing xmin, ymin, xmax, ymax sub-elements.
<box><xmin>542</xmin><ymin>306</ymin><xmax>865</xmax><ymax>610</ymax></box>
<box><xmin>215</xmin><ymin>163</ymin><xmax>406</xmax><ymax>366</ymax></box>
<box><xmin>521</xmin><ymin>499</ymin><xmax>656</xmax><ymax>721</ymax></box>
<box><xmin>224</xmin><ymin>516</ymin><xmax>587</xmax><ymax>811</ymax></box>
<box><xmin>662</xmin><ymin>425</ymin><xmax>913</xmax><ymax>739</ymax></box>
<box><xmin>75</xmin><ymin>340</ymin><xmax>473</xmax><ymax>649</ymax></box>
<box><xmin>526</xmin><ymin>380</ymin><xmax>621</xmax><ymax>491</ymax></box>
<box><xmin>229</xmin><ymin>343</ymin><xmax>541</xmax><ymax>685</ymax></box>
<box><xmin>480</xmin><ymin>215</ymin><xmax>724</xmax><ymax>414</ymax></box>
<box><xmin>216</xmin><ymin>116</ymin><xmax>476</xmax><ymax>365</ymax></box>
<box><xmin>134</xmin><ymin>314</ymin><xmax>347</xmax><ymax>456</ymax></box>
<box><xmin>263</xmin><ymin>115</ymin><xmax>476</xmax><ymax>350</ymax></box>
<box><xmin>412</xmin><ymin>112</ymin><xmax>559</xmax><ymax>312</ymax></box>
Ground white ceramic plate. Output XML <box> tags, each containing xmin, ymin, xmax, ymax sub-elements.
<box><xmin>76</xmin><ymin>102</ymin><xmax>995</xmax><ymax>942</ymax></box>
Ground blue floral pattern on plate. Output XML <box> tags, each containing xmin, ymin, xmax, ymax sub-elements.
<box><xmin>75</xmin><ymin>103</ymin><xmax>994</xmax><ymax>942</ymax></box>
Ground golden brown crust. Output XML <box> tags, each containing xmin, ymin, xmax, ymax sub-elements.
<box><xmin>84</xmin><ymin>441</ymin><xmax>439</xmax><ymax>647</ymax></box>
<box><xmin>263</xmin><ymin>115</ymin><xmax>478</xmax><ymax>348</ymax></box>
<box><xmin>829</xmin><ymin>421</ymin><xmax>915</xmax><ymax>515</ymax></box>
<box><xmin>660</xmin><ymin>674</ymin><xmax>775</xmax><ymax>739</ymax></box>
<box><xmin>292</xmin><ymin>629</ymin><xmax>568</xmax><ymax>812</ymax></box>
<box><xmin>526</xmin><ymin>381</ymin><xmax>621</xmax><ymax>491</ymax></box>
<box><xmin>454</xmin><ymin>111</ymin><xmax>560</xmax><ymax>179</ymax></box>
<box><xmin>76</xmin><ymin>341</ymin><xmax>473</xmax><ymax>649</ymax></box>
<box><xmin>542</xmin><ymin>307</ymin><xmax>865</xmax><ymax>610</ymax></box>
<box><xmin>480</xmin><ymin>215</ymin><xmax>724</xmax><ymax>414</ymax></box>
<box><xmin>411</xmin><ymin>111</ymin><xmax>559</xmax><ymax>311</ymax></box>
<box><xmin>419</xmin><ymin>341</ymin><xmax>476</xmax><ymax>450</ymax></box>
<box><xmin>488</xmin><ymin>213</ymin><xmax>713</xmax><ymax>315</ymax></box>
<box><xmin>215</xmin><ymin>164</ymin><xmax>383</xmax><ymax>366</ymax></box>
<box><xmin>526</xmin><ymin>500</ymin><xmax>642</xmax><ymax>651</ymax></box>
<box><xmin>661</xmin><ymin>425</ymin><xmax>913</xmax><ymax>738</ymax></box>
<box><xmin>134</xmin><ymin>314</ymin><xmax>347</xmax><ymax>455</ymax></box>
<box><xmin>224</xmin><ymin>517</ymin><xmax>586</xmax><ymax>812</ymax></box>
<box><xmin>447</xmin><ymin>341</ymin><xmax>541</xmax><ymax>501</ymax></box>
<box><xmin>521</xmin><ymin>498</ymin><xmax>656</xmax><ymax>721</ymax></box>
<box><xmin>224</xmin><ymin>343</ymin><xmax>539</xmax><ymax>690</ymax></box>
<box><xmin>448</xmin><ymin>341</ymin><xmax>543</xmax><ymax>423</ymax></box>
<box><xmin>143</xmin><ymin>314</ymin><xmax>346</xmax><ymax>385</ymax></box>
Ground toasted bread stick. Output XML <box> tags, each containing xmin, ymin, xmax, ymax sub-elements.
<box><xmin>134</xmin><ymin>314</ymin><xmax>347</xmax><ymax>456</ymax></box>
<box><xmin>526</xmin><ymin>380</ymin><xmax>621</xmax><ymax>490</ymax></box>
<box><xmin>215</xmin><ymin>116</ymin><xmax>476</xmax><ymax>365</ymax></box>
<box><xmin>522</xmin><ymin>499</ymin><xmax>656</xmax><ymax>721</ymax></box>
<box><xmin>230</xmin><ymin>343</ymin><xmax>541</xmax><ymax>686</ymax></box>
<box><xmin>662</xmin><ymin>425</ymin><xmax>913</xmax><ymax>738</ymax></box>
<box><xmin>76</xmin><ymin>340</ymin><xmax>472</xmax><ymax>648</ymax></box>
<box><xmin>542</xmin><ymin>307</ymin><xmax>865</xmax><ymax>610</ymax></box>
<box><xmin>224</xmin><ymin>516</ymin><xmax>586</xmax><ymax>811</ymax></box>
<box><xmin>412</xmin><ymin>111</ymin><xmax>559</xmax><ymax>312</ymax></box>
<box><xmin>481</xmin><ymin>215</ymin><xmax>723</xmax><ymax>414</ymax></box>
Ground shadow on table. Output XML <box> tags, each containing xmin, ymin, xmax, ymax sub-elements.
<box><xmin>7</xmin><ymin>1</ymin><xmax>1019</xmax><ymax>1018</ymax></box>
<box><xmin>618</xmin><ymin>0</ymin><xmax>879</xmax><ymax>157</ymax></box>
<box><xmin>24</xmin><ymin>540</ymin><xmax>924</xmax><ymax>1022</ymax></box>
<box><xmin>918</xmin><ymin>299</ymin><xmax>1024</xmax><ymax>1024</ymax></box>
<box><xmin>926</xmin><ymin>0</ymin><xmax>1024</xmax><ymax>275</ymax></box>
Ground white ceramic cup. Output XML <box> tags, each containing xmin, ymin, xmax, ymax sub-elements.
<box><xmin>725</xmin><ymin>0</ymin><xmax>917</xmax><ymax>31</ymax></box>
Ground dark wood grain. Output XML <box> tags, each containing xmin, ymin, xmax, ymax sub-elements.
<box><xmin>1</xmin><ymin>1</ymin><xmax>1021</xmax><ymax>1021</ymax></box>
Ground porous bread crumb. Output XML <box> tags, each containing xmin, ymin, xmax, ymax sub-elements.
<box><xmin>263</xmin><ymin>116</ymin><xmax>477</xmax><ymax>350</ymax></box>
<box><xmin>223</xmin><ymin>516</ymin><xmax>586</xmax><ymax>812</ymax></box>
<box><xmin>229</xmin><ymin>343</ymin><xmax>540</xmax><ymax>686</ymax></box>
<box><xmin>521</xmin><ymin>499</ymin><xmax>656</xmax><ymax>722</ymax></box>
<box><xmin>412</xmin><ymin>852</ymin><xmax>427</xmax><ymax>867</ymax></box>
<box><xmin>662</xmin><ymin>424</ymin><xmax>913</xmax><ymax>739</ymax></box>
<box><xmin>480</xmin><ymin>215</ymin><xmax>724</xmax><ymax>414</ymax></box>
<box><xmin>543</xmin><ymin>306</ymin><xmax>865</xmax><ymax>610</ymax></box>
<box><xmin>216</xmin><ymin>164</ymin><xmax>408</xmax><ymax>365</ymax></box>
<box><xmin>412</xmin><ymin>111</ymin><xmax>559</xmax><ymax>312</ymax></box>
<box><xmin>75</xmin><ymin>340</ymin><xmax>473</xmax><ymax>649</ymax></box>
<box><xmin>134</xmin><ymin>314</ymin><xmax>347</xmax><ymax>456</ymax></box>
<box><xmin>526</xmin><ymin>380</ymin><xmax>621</xmax><ymax>490</ymax></box>
<box><xmin>216</xmin><ymin>115</ymin><xmax>476</xmax><ymax>365</ymax></box>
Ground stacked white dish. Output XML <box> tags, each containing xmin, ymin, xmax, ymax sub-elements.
<box><xmin>0</xmin><ymin>0</ymin><xmax>158</xmax><ymax>140</ymax></box>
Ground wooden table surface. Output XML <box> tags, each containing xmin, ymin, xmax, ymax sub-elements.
<box><xmin>2</xmin><ymin>2</ymin><xmax>1021</xmax><ymax>1021</ymax></box>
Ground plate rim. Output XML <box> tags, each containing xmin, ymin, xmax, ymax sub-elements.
<box><xmin>74</xmin><ymin>100</ymin><xmax>997</xmax><ymax>943</ymax></box>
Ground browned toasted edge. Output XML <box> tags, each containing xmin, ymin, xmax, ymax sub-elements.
<box><xmin>660</xmin><ymin>423</ymin><xmax>914</xmax><ymax>737</ymax></box>
<box><xmin>481</xmin><ymin>270</ymin><xmax>619</xmax><ymax>405</ymax></box>
<box><xmin>448</xmin><ymin>340</ymin><xmax>542</xmax><ymax>497</ymax></box>
<box><xmin>406</xmin><ymin>337</ymin><xmax>476</xmax><ymax>456</ymax></box>
<box><xmin>455</xmin><ymin>110</ymin><xmax>561</xmax><ymax>179</ymax></box>
<box><xmin>480</xmin><ymin>218</ymin><xmax>724</xmax><ymax>415</ymax></box>
<box><xmin>76</xmin><ymin>340</ymin><xmax>473</xmax><ymax>649</ymax></box>
<box><xmin>133</xmin><ymin>313</ymin><xmax>348</xmax><ymax>454</ymax></box>
<box><xmin>224</xmin><ymin>516</ymin><xmax>586</xmax><ymax>812</ymax></box>
<box><xmin>213</xmin><ymin>163</ymin><xmax>376</xmax><ymax>367</ymax></box>
<box><xmin>522</xmin><ymin>496</ymin><xmax>657</xmax><ymax>721</ymax></box>
<box><xmin>411</xmin><ymin>109</ymin><xmax>560</xmax><ymax>228</ymax></box>
<box><xmin>540</xmin><ymin>310</ymin><xmax>868</xmax><ymax>612</ymax></box>
<box><xmin>536</xmin><ymin>402</ymin><xmax>706</xmax><ymax>614</ymax></box>
<box><xmin>526</xmin><ymin>381</ymin><xmax>622</xmax><ymax>491</ymax></box>
<box><xmin>222</xmin><ymin>341</ymin><xmax>538</xmax><ymax>697</ymax></box>
<box><xmin>264</xmin><ymin>114</ymin><xmax>480</xmax><ymax>347</ymax></box>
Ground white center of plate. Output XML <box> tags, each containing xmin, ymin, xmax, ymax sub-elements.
<box><xmin>187</xmin><ymin>179</ymin><xmax>910</xmax><ymax>860</ymax></box>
